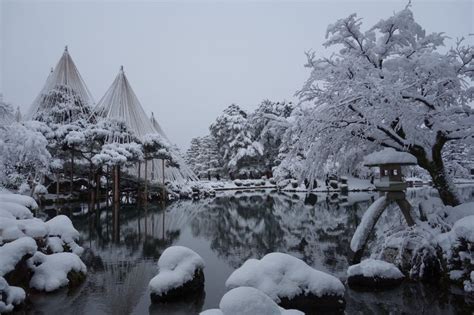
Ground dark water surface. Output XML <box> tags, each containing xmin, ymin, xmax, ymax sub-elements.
<box><xmin>25</xmin><ymin>186</ymin><xmax>474</xmax><ymax>314</ymax></box>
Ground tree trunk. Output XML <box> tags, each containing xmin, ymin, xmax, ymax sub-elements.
<box><xmin>410</xmin><ymin>135</ymin><xmax>460</xmax><ymax>207</ymax></box>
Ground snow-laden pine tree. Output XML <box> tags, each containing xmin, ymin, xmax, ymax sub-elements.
<box><xmin>186</xmin><ymin>135</ymin><xmax>223</xmax><ymax>178</ymax></box>
<box><xmin>286</xmin><ymin>5</ymin><xmax>473</xmax><ymax>206</ymax></box>
<box><xmin>210</xmin><ymin>104</ymin><xmax>263</xmax><ymax>178</ymax></box>
<box><xmin>248</xmin><ymin>100</ymin><xmax>294</xmax><ymax>176</ymax></box>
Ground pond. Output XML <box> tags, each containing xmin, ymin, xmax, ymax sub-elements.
<box><xmin>24</xmin><ymin>186</ymin><xmax>474</xmax><ymax>314</ymax></box>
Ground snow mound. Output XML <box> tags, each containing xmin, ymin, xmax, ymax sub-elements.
<box><xmin>0</xmin><ymin>276</ymin><xmax>26</xmax><ymax>313</ymax></box>
<box><xmin>45</xmin><ymin>215</ymin><xmax>80</xmax><ymax>243</ymax></box>
<box><xmin>27</xmin><ymin>252</ymin><xmax>87</xmax><ymax>292</ymax></box>
<box><xmin>451</xmin><ymin>215</ymin><xmax>474</xmax><ymax>243</ymax></box>
<box><xmin>149</xmin><ymin>246</ymin><xmax>205</xmax><ymax>296</ymax></box>
<box><xmin>444</xmin><ymin>202</ymin><xmax>474</xmax><ymax>225</ymax></box>
<box><xmin>46</xmin><ymin>237</ymin><xmax>64</xmax><ymax>253</ymax></box>
<box><xmin>0</xmin><ymin>237</ymin><xmax>37</xmax><ymax>276</ymax></box>
<box><xmin>45</xmin><ymin>215</ymin><xmax>83</xmax><ymax>255</ymax></box>
<box><xmin>200</xmin><ymin>287</ymin><xmax>304</xmax><ymax>315</ymax></box>
<box><xmin>0</xmin><ymin>209</ymin><xmax>15</xmax><ymax>219</ymax></box>
<box><xmin>351</xmin><ymin>196</ymin><xmax>388</xmax><ymax>252</ymax></box>
<box><xmin>364</xmin><ymin>148</ymin><xmax>416</xmax><ymax>166</ymax></box>
<box><xmin>0</xmin><ymin>202</ymin><xmax>33</xmax><ymax>219</ymax></box>
<box><xmin>0</xmin><ymin>193</ymin><xmax>38</xmax><ymax>210</ymax></box>
<box><xmin>347</xmin><ymin>259</ymin><xmax>404</xmax><ymax>279</ymax></box>
<box><xmin>225</xmin><ymin>253</ymin><xmax>345</xmax><ymax>302</ymax></box>
<box><xmin>0</xmin><ymin>218</ymin><xmax>48</xmax><ymax>242</ymax></box>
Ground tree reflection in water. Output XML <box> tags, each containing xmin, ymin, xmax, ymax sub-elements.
<box><xmin>27</xmin><ymin>187</ymin><xmax>474</xmax><ymax>314</ymax></box>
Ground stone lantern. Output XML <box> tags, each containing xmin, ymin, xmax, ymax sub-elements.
<box><xmin>364</xmin><ymin>148</ymin><xmax>417</xmax><ymax>192</ymax></box>
<box><xmin>350</xmin><ymin>148</ymin><xmax>418</xmax><ymax>264</ymax></box>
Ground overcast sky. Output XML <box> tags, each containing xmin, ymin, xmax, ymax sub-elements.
<box><xmin>1</xmin><ymin>0</ymin><xmax>473</xmax><ymax>149</ymax></box>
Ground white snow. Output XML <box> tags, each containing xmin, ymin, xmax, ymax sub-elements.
<box><xmin>200</xmin><ymin>287</ymin><xmax>304</xmax><ymax>315</ymax></box>
<box><xmin>0</xmin><ymin>202</ymin><xmax>33</xmax><ymax>219</ymax></box>
<box><xmin>225</xmin><ymin>253</ymin><xmax>344</xmax><ymax>302</ymax></box>
<box><xmin>148</xmin><ymin>246</ymin><xmax>205</xmax><ymax>296</ymax></box>
<box><xmin>443</xmin><ymin>202</ymin><xmax>474</xmax><ymax>225</ymax></box>
<box><xmin>347</xmin><ymin>259</ymin><xmax>404</xmax><ymax>279</ymax></box>
<box><xmin>350</xmin><ymin>196</ymin><xmax>388</xmax><ymax>252</ymax></box>
<box><xmin>0</xmin><ymin>276</ymin><xmax>26</xmax><ymax>313</ymax></box>
<box><xmin>0</xmin><ymin>209</ymin><xmax>15</xmax><ymax>219</ymax></box>
<box><xmin>364</xmin><ymin>148</ymin><xmax>417</xmax><ymax>166</ymax></box>
<box><xmin>0</xmin><ymin>218</ymin><xmax>48</xmax><ymax>242</ymax></box>
<box><xmin>47</xmin><ymin>236</ymin><xmax>64</xmax><ymax>253</ymax></box>
<box><xmin>0</xmin><ymin>193</ymin><xmax>38</xmax><ymax>210</ymax></box>
<box><xmin>46</xmin><ymin>215</ymin><xmax>80</xmax><ymax>243</ymax></box>
<box><xmin>0</xmin><ymin>237</ymin><xmax>37</xmax><ymax>276</ymax></box>
<box><xmin>451</xmin><ymin>215</ymin><xmax>474</xmax><ymax>243</ymax></box>
<box><xmin>27</xmin><ymin>252</ymin><xmax>87</xmax><ymax>292</ymax></box>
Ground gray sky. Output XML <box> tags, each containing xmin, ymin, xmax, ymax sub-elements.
<box><xmin>1</xmin><ymin>0</ymin><xmax>473</xmax><ymax>149</ymax></box>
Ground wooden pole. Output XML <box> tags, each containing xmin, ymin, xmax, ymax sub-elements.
<box><xmin>137</xmin><ymin>162</ymin><xmax>141</xmax><ymax>202</ymax></box>
<box><xmin>144</xmin><ymin>160</ymin><xmax>148</xmax><ymax>203</ymax></box>
<box><xmin>162</xmin><ymin>159</ymin><xmax>165</xmax><ymax>201</ymax></box>
<box><xmin>70</xmin><ymin>147</ymin><xmax>74</xmax><ymax>197</ymax></box>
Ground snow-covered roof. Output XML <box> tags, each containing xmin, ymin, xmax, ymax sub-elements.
<box><xmin>364</xmin><ymin>148</ymin><xmax>417</xmax><ymax>166</ymax></box>
<box><xmin>26</xmin><ymin>46</ymin><xmax>95</xmax><ymax>121</ymax></box>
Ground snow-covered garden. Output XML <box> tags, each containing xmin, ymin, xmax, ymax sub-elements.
<box><xmin>1</xmin><ymin>2</ymin><xmax>474</xmax><ymax>314</ymax></box>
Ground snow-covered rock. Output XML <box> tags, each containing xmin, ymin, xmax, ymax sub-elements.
<box><xmin>149</xmin><ymin>246</ymin><xmax>205</xmax><ymax>302</ymax></box>
<box><xmin>0</xmin><ymin>193</ymin><xmax>38</xmax><ymax>210</ymax></box>
<box><xmin>225</xmin><ymin>253</ymin><xmax>345</xmax><ymax>312</ymax></box>
<box><xmin>0</xmin><ymin>218</ymin><xmax>48</xmax><ymax>242</ymax></box>
<box><xmin>347</xmin><ymin>259</ymin><xmax>404</xmax><ymax>290</ymax></box>
<box><xmin>200</xmin><ymin>287</ymin><xmax>304</xmax><ymax>315</ymax></box>
<box><xmin>0</xmin><ymin>237</ymin><xmax>37</xmax><ymax>276</ymax></box>
<box><xmin>0</xmin><ymin>276</ymin><xmax>26</xmax><ymax>313</ymax></box>
<box><xmin>27</xmin><ymin>252</ymin><xmax>87</xmax><ymax>292</ymax></box>
<box><xmin>45</xmin><ymin>215</ymin><xmax>83</xmax><ymax>255</ymax></box>
<box><xmin>0</xmin><ymin>202</ymin><xmax>33</xmax><ymax>219</ymax></box>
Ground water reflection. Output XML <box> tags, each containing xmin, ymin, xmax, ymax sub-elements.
<box><xmin>25</xmin><ymin>187</ymin><xmax>474</xmax><ymax>314</ymax></box>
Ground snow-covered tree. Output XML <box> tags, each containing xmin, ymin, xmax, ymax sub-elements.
<box><xmin>0</xmin><ymin>94</ymin><xmax>14</xmax><ymax>127</ymax></box>
<box><xmin>287</xmin><ymin>5</ymin><xmax>473</xmax><ymax>206</ymax></box>
<box><xmin>248</xmin><ymin>100</ymin><xmax>294</xmax><ymax>176</ymax></box>
<box><xmin>210</xmin><ymin>104</ymin><xmax>263</xmax><ymax>178</ymax></box>
<box><xmin>186</xmin><ymin>135</ymin><xmax>222</xmax><ymax>178</ymax></box>
<box><xmin>0</xmin><ymin>122</ymin><xmax>51</xmax><ymax>189</ymax></box>
<box><xmin>33</xmin><ymin>84</ymin><xmax>92</xmax><ymax>124</ymax></box>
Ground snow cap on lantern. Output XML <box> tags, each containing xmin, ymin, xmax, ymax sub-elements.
<box><xmin>364</xmin><ymin>148</ymin><xmax>416</xmax><ymax>192</ymax></box>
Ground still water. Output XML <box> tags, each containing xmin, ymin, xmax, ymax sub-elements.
<box><xmin>25</xmin><ymin>187</ymin><xmax>474</xmax><ymax>314</ymax></box>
